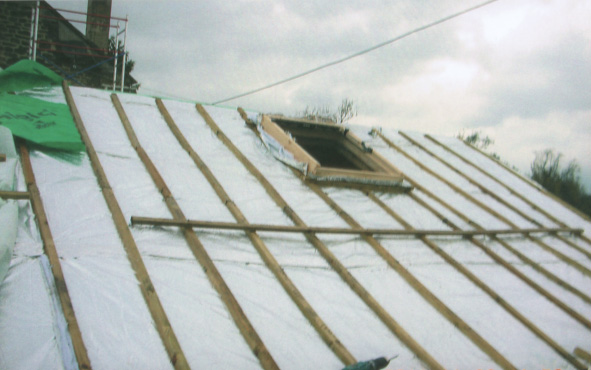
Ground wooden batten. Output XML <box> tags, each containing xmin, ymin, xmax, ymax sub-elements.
<box><xmin>365</xmin><ymin>191</ymin><xmax>587</xmax><ymax>369</ymax></box>
<box><xmin>130</xmin><ymin>216</ymin><xmax>582</xmax><ymax>238</ymax></box>
<box><xmin>406</xmin><ymin>192</ymin><xmax>591</xmax><ymax>306</ymax></box>
<box><xmin>62</xmin><ymin>83</ymin><xmax>190</xmax><ymax>370</ymax></box>
<box><xmin>369</xmin><ymin>137</ymin><xmax>591</xmax><ymax>305</ymax></box>
<box><xmin>399</xmin><ymin>132</ymin><xmax>591</xmax><ymax>260</ymax></box>
<box><xmin>207</xmin><ymin>106</ymin><xmax>448</xmax><ymax>370</ymax></box>
<box><xmin>110</xmin><ymin>95</ymin><xmax>279</xmax><ymax>370</ymax></box>
<box><xmin>313</xmin><ymin>167</ymin><xmax>398</xmax><ymax>183</ymax></box>
<box><xmin>260</xmin><ymin>114</ymin><xmax>321</xmax><ymax>174</ymax></box>
<box><xmin>574</xmin><ymin>347</ymin><xmax>591</xmax><ymax>362</ymax></box>
<box><xmin>460</xmin><ymin>135</ymin><xmax>591</xmax><ymax>224</ymax></box>
<box><xmin>157</xmin><ymin>99</ymin><xmax>356</xmax><ymax>366</ymax></box>
<box><xmin>424</xmin><ymin>134</ymin><xmax>591</xmax><ymax>249</ymax></box>
<box><xmin>371</xmin><ymin>131</ymin><xmax>588</xmax><ymax>368</ymax></box>
<box><xmin>306</xmin><ymin>182</ymin><xmax>519</xmax><ymax>370</ymax></box>
<box><xmin>368</xmin><ymin>193</ymin><xmax>591</xmax><ymax>330</ymax></box>
<box><xmin>377</xmin><ymin>131</ymin><xmax>591</xmax><ymax>277</ymax></box>
<box><xmin>0</xmin><ymin>190</ymin><xmax>30</xmax><ymax>200</ymax></box>
<box><xmin>383</xmin><ymin>131</ymin><xmax>591</xmax><ymax>297</ymax></box>
<box><xmin>260</xmin><ymin>114</ymin><xmax>404</xmax><ymax>186</ymax></box>
<box><xmin>19</xmin><ymin>143</ymin><xmax>92</xmax><ymax>370</ymax></box>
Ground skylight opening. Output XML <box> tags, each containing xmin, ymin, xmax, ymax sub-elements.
<box><xmin>258</xmin><ymin>115</ymin><xmax>407</xmax><ymax>190</ymax></box>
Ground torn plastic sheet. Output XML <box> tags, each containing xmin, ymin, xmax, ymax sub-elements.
<box><xmin>257</xmin><ymin>118</ymin><xmax>309</xmax><ymax>175</ymax></box>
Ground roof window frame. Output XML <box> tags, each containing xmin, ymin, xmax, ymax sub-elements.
<box><xmin>259</xmin><ymin>114</ymin><xmax>406</xmax><ymax>189</ymax></box>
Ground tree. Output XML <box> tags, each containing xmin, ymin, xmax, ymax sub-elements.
<box><xmin>530</xmin><ymin>149</ymin><xmax>591</xmax><ymax>216</ymax></box>
<box><xmin>300</xmin><ymin>98</ymin><xmax>357</xmax><ymax>124</ymax></box>
<box><xmin>109</xmin><ymin>36</ymin><xmax>139</xmax><ymax>91</ymax></box>
<box><xmin>457</xmin><ymin>130</ymin><xmax>526</xmax><ymax>172</ymax></box>
<box><xmin>456</xmin><ymin>130</ymin><xmax>493</xmax><ymax>150</ymax></box>
<box><xmin>335</xmin><ymin>98</ymin><xmax>357</xmax><ymax>124</ymax></box>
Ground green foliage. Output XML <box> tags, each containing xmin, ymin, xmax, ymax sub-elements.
<box><xmin>457</xmin><ymin>130</ymin><xmax>493</xmax><ymax>150</ymax></box>
<box><xmin>109</xmin><ymin>36</ymin><xmax>135</xmax><ymax>76</ymax></box>
<box><xmin>300</xmin><ymin>98</ymin><xmax>357</xmax><ymax>124</ymax></box>
<box><xmin>107</xmin><ymin>36</ymin><xmax>139</xmax><ymax>91</ymax></box>
<box><xmin>531</xmin><ymin>149</ymin><xmax>591</xmax><ymax>216</ymax></box>
<box><xmin>457</xmin><ymin>130</ymin><xmax>523</xmax><ymax>172</ymax></box>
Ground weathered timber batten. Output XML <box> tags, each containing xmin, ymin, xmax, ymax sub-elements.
<box><xmin>1</xmin><ymin>85</ymin><xmax>590</xmax><ymax>370</ymax></box>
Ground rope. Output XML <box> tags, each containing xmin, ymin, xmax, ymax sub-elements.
<box><xmin>212</xmin><ymin>0</ymin><xmax>499</xmax><ymax>105</ymax></box>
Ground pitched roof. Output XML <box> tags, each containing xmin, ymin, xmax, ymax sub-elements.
<box><xmin>1</xmin><ymin>84</ymin><xmax>590</xmax><ymax>370</ymax></box>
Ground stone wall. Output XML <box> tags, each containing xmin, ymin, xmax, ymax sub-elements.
<box><xmin>0</xmin><ymin>2</ymin><xmax>36</xmax><ymax>68</ymax></box>
<box><xmin>0</xmin><ymin>1</ymin><xmax>136</xmax><ymax>91</ymax></box>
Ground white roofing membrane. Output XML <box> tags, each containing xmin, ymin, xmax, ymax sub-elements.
<box><xmin>0</xmin><ymin>86</ymin><xmax>590</xmax><ymax>369</ymax></box>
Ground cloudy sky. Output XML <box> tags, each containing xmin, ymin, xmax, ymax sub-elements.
<box><xmin>49</xmin><ymin>0</ymin><xmax>591</xmax><ymax>190</ymax></box>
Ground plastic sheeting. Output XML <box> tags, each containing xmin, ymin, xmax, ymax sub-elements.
<box><xmin>258</xmin><ymin>120</ymin><xmax>309</xmax><ymax>176</ymax></box>
<box><xmin>0</xmin><ymin>60</ymin><xmax>62</xmax><ymax>94</ymax></box>
<box><xmin>0</xmin><ymin>60</ymin><xmax>83</xmax><ymax>152</ymax></box>
<box><xmin>1</xmin><ymin>86</ymin><xmax>590</xmax><ymax>370</ymax></box>
<box><xmin>0</xmin><ymin>126</ymin><xmax>18</xmax><ymax>285</ymax></box>
<box><xmin>0</xmin><ymin>125</ymin><xmax>68</xmax><ymax>369</ymax></box>
<box><xmin>0</xmin><ymin>94</ymin><xmax>84</xmax><ymax>152</ymax></box>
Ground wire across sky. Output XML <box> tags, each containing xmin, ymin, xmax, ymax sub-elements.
<box><xmin>212</xmin><ymin>0</ymin><xmax>499</xmax><ymax>105</ymax></box>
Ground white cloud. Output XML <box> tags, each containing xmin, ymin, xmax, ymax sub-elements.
<box><xmin>480</xmin><ymin>110</ymin><xmax>591</xmax><ymax>190</ymax></box>
<box><xmin>46</xmin><ymin>0</ymin><xmax>591</xmax><ymax>190</ymax></box>
<box><xmin>366</xmin><ymin>58</ymin><xmax>488</xmax><ymax>133</ymax></box>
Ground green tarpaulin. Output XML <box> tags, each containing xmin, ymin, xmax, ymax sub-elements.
<box><xmin>0</xmin><ymin>60</ymin><xmax>84</xmax><ymax>152</ymax></box>
<box><xmin>0</xmin><ymin>94</ymin><xmax>84</xmax><ymax>152</ymax></box>
<box><xmin>0</xmin><ymin>59</ymin><xmax>63</xmax><ymax>93</ymax></box>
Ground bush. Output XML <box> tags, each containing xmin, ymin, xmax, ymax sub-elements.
<box><xmin>299</xmin><ymin>98</ymin><xmax>357</xmax><ymax>124</ymax></box>
<box><xmin>531</xmin><ymin>149</ymin><xmax>591</xmax><ymax>216</ymax></box>
<box><xmin>457</xmin><ymin>130</ymin><xmax>493</xmax><ymax>150</ymax></box>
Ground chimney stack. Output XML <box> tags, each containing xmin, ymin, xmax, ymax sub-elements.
<box><xmin>86</xmin><ymin>0</ymin><xmax>112</xmax><ymax>50</ymax></box>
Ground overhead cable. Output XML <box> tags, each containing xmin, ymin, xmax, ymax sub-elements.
<box><xmin>212</xmin><ymin>0</ymin><xmax>499</xmax><ymax>105</ymax></box>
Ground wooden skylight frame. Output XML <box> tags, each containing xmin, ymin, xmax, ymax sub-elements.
<box><xmin>260</xmin><ymin>114</ymin><xmax>406</xmax><ymax>189</ymax></box>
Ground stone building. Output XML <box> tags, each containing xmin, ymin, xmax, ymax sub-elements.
<box><xmin>0</xmin><ymin>1</ymin><xmax>137</xmax><ymax>92</ymax></box>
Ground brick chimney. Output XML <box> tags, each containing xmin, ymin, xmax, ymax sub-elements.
<box><xmin>86</xmin><ymin>0</ymin><xmax>112</xmax><ymax>50</ymax></box>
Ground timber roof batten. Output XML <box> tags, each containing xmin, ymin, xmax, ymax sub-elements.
<box><xmin>1</xmin><ymin>85</ymin><xmax>590</xmax><ymax>369</ymax></box>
